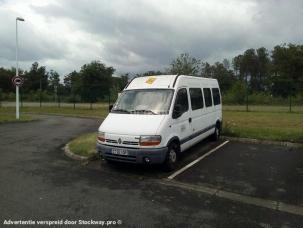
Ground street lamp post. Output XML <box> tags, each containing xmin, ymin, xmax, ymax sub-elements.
<box><xmin>16</xmin><ymin>17</ymin><xmax>25</xmax><ymax>119</ymax></box>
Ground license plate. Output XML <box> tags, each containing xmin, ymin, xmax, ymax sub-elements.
<box><xmin>111</xmin><ymin>148</ymin><xmax>129</xmax><ymax>156</ymax></box>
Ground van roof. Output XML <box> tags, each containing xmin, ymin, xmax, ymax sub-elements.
<box><xmin>125</xmin><ymin>75</ymin><xmax>218</xmax><ymax>90</ymax></box>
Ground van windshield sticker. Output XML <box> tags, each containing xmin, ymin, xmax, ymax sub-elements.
<box><xmin>145</xmin><ymin>77</ymin><xmax>156</xmax><ymax>84</ymax></box>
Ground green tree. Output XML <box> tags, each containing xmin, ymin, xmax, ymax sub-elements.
<box><xmin>48</xmin><ymin>70</ymin><xmax>61</xmax><ymax>102</ymax></box>
<box><xmin>119</xmin><ymin>73</ymin><xmax>129</xmax><ymax>90</ymax></box>
<box><xmin>241</xmin><ymin>49</ymin><xmax>258</xmax><ymax>90</ymax></box>
<box><xmin>23</xmin><ymin>62</ymin><xmax>48</xmax><ymax>92</ymax></box>
<box><xmin>271</xmin><ymin>44</ymin><xmax>303</xmax><ymax>96</ymax></box>
<box><xmin>110</xmin><ymin>74</ymin><xmax>129</xmax><ymax>101</ymax></box>
<box><xmin>48</xmin><ymin>70</ymin><xmax>60</xmax><ymax>88</ymax></box>
<box><xmin>136</xmin><ymin>70</ymin><xmax>165</xmax><ymax>77</ymax></box>
<box><xmin>169</xmin><ymin>53</ymin><xmax>201</xmax><ymax>75</ymax></box>
<box><xmin>256</xmin><ymin>47</ymin><xmax>270</xmax><ymax>91</ymax></box>
<box><xmin>210</xmin><ymin>62</ymin><xmax>235</xmax><ymax>93</ymax></box>
<box><xmin>201</xmin><ymin>62</ymin><xmax>212</xmax><ymax>78</ymax></box>
<box><xmin>222</xmin><ymin>58</ymin><xmax>230</xmax><ymax>70</ymax></box>
<box><xmin>232</xmin><ymin>55</ymin><xmax>243</xmax><ymax>80</ymax></box>
<box><xmin>232</xmin><ymin>48</ymin><xmax>271</xmax><ymax>92</ymax></box>
<box><xmin>0</xmin><ymin>67</ymin><xmax>15</xmax><ymax>92</ymax></box>
<box><xmin>63</xmin><ymin>71</ymin><xmax>81</xmax><ymax>93</ymax></box>
<box><xmin>79</xmin><ymin>61</ymin><xmax>115</xmax><ymax>102</ymax></box>
<box><xmin>225</xmin><ymin>81</ymin><xmax>246</xmax><ymax>104</ymax></box>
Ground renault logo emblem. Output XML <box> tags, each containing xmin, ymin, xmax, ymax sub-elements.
<box><xmin>118</xmin><ymin>138</ymin><xmax>122</xmax><ymax>144</ymax></box>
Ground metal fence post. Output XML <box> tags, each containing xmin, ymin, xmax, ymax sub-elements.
<box><xmin>0</xmin><ymin>88</ymin><xmax>2</xmax><ymax>108</ymax></box>
<box><xmin>108</xmin><ymin>90</ymin><xmax>111</xmax><ymax>107</ymax></box>
<box><xmin>58</xmin><ymin>94</ymin><xmax>60</xmax><ymax>108</ymax></box>
<box><xmin>288</xmin><ymin>79</ymin><xmax>293</xmax><ymax>113</ymax></box>
<box><xmin>39</xmin><ymin>78</ymin><xmax>42</xmax><ymax>108</ymax></box>
<box><xmin>90</xmin><ymin>91</ymin><xmax>93</xmax><ymax>110</ymax></box>
<box><xmin>246</xmin><ymin>73</ymin><xmax>249</xmax><ymax>112</ymax></box>
<box><xmin>289</xmin><ymin>95</ymin><xmax>292</xmax><ymax>112</ymax></box>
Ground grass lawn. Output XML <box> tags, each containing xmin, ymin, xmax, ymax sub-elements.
<box><xmin>69</xmin><ymin>132</ymin><xmax>97</xmax><ymax>157</ymax></box>
<box><xmin>223</xmin><ymin>105</ymin><xmax>303</xmax><ymax>113</ymax></box>
<box><xmin>69</xmin><ymin>110</ymin><xmax>303</xmax><ymax>158</ymax></box>
<box><xmin>223</xmin><ymin>111</ymin><xmax>303</xmax><ymax>143</ymax></box>
<box><xmin>68</xmin><ymin>110</ymin><xmax>303</xmax><ymax>158</ymax></box>
<box><xmin>0</xmin><ymin>112</ymin><xmax>34</xmax><ymax>123</ymax></box>
<box><xmin>0</xmin><ymin>106</ymin><xmax>108</xmax><ymax>119</ymax></box>
<box><xmin>1</xmin><ymin>104</ymin><xmax>303</xmax><ymax>143</ymax></box>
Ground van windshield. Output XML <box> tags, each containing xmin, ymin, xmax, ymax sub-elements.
<box><xmin>111</xmin><ymin>89</ymin><xmax>174</xmax><ymax>115</ymax></box>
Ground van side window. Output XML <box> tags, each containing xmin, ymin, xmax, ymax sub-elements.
<box><xmin>173</xmin><ymin>88</ymin><xmax>189</xmax><ymax>116</ymax></box>
<box><xmin>189</xmin><ymin>88</ymin><xmax>204</xmax><ymax>110</ymax></box>
<box><xmin>212</xmin><ymin>88</ymin><xmax>221</xmax><ymax>105</ymax></box>
<box><xmin>203</xmin><ymin>88</ymin><xmax>213</xmax><ymax>107</ymax></box>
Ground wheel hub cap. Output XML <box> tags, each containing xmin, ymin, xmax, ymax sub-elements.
<box><xmin>170</xmin><ymin>150</ymin><xmax>176</xmax><ymax>163</ymax></box>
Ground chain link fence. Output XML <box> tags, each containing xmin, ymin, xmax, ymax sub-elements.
<box><xmin>0</xmin><ymin>86</ymin><xmax>302</xmax><ymax>113</ymax></box>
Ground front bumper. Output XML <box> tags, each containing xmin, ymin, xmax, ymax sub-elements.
<box><xmin>96</xmin><ymin>143</ymin><xmax>168</xmax><ymax>164</ymax></box>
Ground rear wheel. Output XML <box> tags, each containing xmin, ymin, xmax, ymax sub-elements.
<box><xmin>212</xmin><ymin>123</ymin><xmax>221</xmax><ymax>141</ymax></box>
<box><xmin>163</xmin><ymin>143</ymin><xmax>179</xmax><ymax>172</ymax></box>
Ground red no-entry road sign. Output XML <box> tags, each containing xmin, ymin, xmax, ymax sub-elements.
<box><xmin>12</xmin><ymin>76</ymin><xmax>24</xmax><ymax>87</ymax></box>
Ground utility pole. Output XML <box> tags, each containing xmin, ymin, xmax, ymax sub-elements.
<box><xmin>246</xmin><ymin>73</ymin><xmax>249</xmax><ymax>112</ymax></box>
<box><xmin>15</xmin><ymin>17</ymin><xmax>25</xmax><ymax>119</ymax></box>
<box><xmin>39</xmin><ymin>77</ymin><xmax>42</xmax><ymax>107</ymax></box>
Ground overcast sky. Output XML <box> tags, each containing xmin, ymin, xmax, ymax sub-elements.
<box><xmin>0</xmin><ymin>0</ymin><xmax>303</xmax><ymax>77</ymax></box>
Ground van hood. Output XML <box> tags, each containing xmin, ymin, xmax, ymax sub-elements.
<box><xmin>99</xmin><ymin>113</ymin><xmax>166</xmax><ymax>136</ymax></box>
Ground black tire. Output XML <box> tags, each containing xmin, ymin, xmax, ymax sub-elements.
<box><xmin>212</xmin><ymin>123</ymin><xmax>220</xmax><ymax>141</ymax></box>
<box><xmin>163</xmin><ymin>143</ymin><xmax>179</xmax><ymax>172</ymax></box>
<box><xmin>104</xmin><ymin>159</ymin><xmax>114</xmax><ymax>164</ymax></box>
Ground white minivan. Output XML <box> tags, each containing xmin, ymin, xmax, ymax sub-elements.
<box><xmin>97</xmin><ymin>75</ymin><xmax>222</xmax><ymax>170</ymax></box>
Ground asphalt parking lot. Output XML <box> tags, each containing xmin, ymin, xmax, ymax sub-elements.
<box><xmin>0</xmin><ymin>116</ymin><xmax>303</xmax><ymax>227</ymax></box>
<box><xmin>174</xmin><ymin>141</ymin><xmax>303</xmax><ymax>206</ymax></box>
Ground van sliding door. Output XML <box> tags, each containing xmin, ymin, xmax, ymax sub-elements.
<box><xmin>171</xmin><ymin>87</ymin><xmax>192</xmax><ymax>151</ymax></box>
<box><xmin>202</xmin><ymin>88</ymin><xmax>215</xmax><ymax>135</ymax></box>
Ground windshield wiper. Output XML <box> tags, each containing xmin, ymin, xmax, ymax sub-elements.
<box><xmin>111</xmin><ymin>109</ymin><xmax>130</xmax><ymax>113</ymax></box>
<box><xmin>130</xmin><ymin>109</ymin><xmax>156</xmax><ymax>115</ymax></box>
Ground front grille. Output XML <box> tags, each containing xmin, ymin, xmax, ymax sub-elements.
<box><xmin>104</xmin><ymin>152</ymin><xmax>136</xmax><ymax>163</ymax></box>
<box><xmin>105</xmin><ymin>139</ymin><xmax>118</xmax><ymax>144</ymax></box>
<box><xmin>122</xmin><ymin>141</ymin><xmax>139</xmax><ymax>145</ymax></box>
<box><xmin>105</xmin><ymin>138</ymin><xmax>139</xmax><ymax>146</ymax></box>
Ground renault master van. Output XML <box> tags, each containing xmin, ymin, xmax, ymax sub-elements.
<box><xmin>97</xmin><ymin>75</ymin><xmax>222</xmax><ymax>171</ymax></box>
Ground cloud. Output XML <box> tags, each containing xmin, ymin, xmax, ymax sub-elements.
<box><xmin>0</xmin><ymin>0</ymin><xmax>303</xmax><ymax>77</ymax></box>
<box><xmin>0</xmin><ymin>2</ymin><xmax>69</xmax><ymax>73</ymax></box>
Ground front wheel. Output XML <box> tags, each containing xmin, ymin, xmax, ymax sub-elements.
<box><xmin>212</xmin><ymin>124</ymin><xmax>220</xmax><ymax>141</ymax></box>
<box><xmin>163</xmin><ymin>143</ymin><xmax>179</xmax><ymax>172</ymax></box>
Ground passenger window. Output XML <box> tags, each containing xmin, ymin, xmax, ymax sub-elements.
<box><xmin>212</xmin><ymin>88</ymin><xmax>221</xmax><ymax>105</ymax></box>
<box><xmin>173</xmin><ymin>88</ymin><xmax>189</xmax><ymax>119</ymax></box>
<box><xmin>189</xmin><ymin>88</ymin><xmax>204</xmax><ymax>110</ymax></box>
<box><xmin>203</xmin><ymin>88</ymin><xmax>213</xmax><ymax>107</ymax></box>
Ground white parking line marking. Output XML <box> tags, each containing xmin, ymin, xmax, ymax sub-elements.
<box><xmin>167</xmin><ymin>140</ymin><xmax>229</xmax><ymax>180</ymax></box>
<box><xmin>159</xmin><ymin>180</ymin><xmax>303</xmax><ymax>216</ymax></box>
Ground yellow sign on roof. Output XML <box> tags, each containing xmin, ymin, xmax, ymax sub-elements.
<box><xmin>145</xmin><ymin>77</ymin><xmax>156</xmax><ymax>84</ymax></box>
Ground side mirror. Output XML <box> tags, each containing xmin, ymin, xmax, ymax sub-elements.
<box><xmin>109</xmin><ymin>104</ymin><xmax>113</xmax><ymax>112</ymax></box>
<box><xmin>172</xmin><ymin>104</ymin><xmax>182</xmax><ymax>119</ymax></box>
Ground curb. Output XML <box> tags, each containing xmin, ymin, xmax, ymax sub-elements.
<box><xmin>63</xmin><ymin>143</ymin><xmax>95</xmax><ymax>161</ymax></box>
<box><xmin>221</xmin><ymin>136</ymin><xmax>303</xmax><ymax>148</ymax></box>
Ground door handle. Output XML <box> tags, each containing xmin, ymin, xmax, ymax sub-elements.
<box><xmin>189</xmin><ymin>117</ymin><xmax>192</xmax><ymax>123</ymax></box>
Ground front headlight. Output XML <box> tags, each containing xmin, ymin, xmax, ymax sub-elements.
<box><xmin>97</xmin><ymin>131</ymin><xmax>105</xmax><ymax>143</ymax></box>
<box><xmin>139</xmin><ymin>135</ymin><xmax>161</xmax><ymax>146</ymax></box>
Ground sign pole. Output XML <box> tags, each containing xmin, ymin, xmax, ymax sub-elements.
<box><xmin>16</xmin><ymin>18</ymin><xmax>19</xmax><ymax>120</ymax></box>
<box><xmin>16</xmin><ymin>85</ymin><xmax>19</xmax><ymax>119</ymax></box>
<box><xmin>15</xmin><ymin>17</ymin><xmax>25</xmax><ymax>120</ymax></box>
